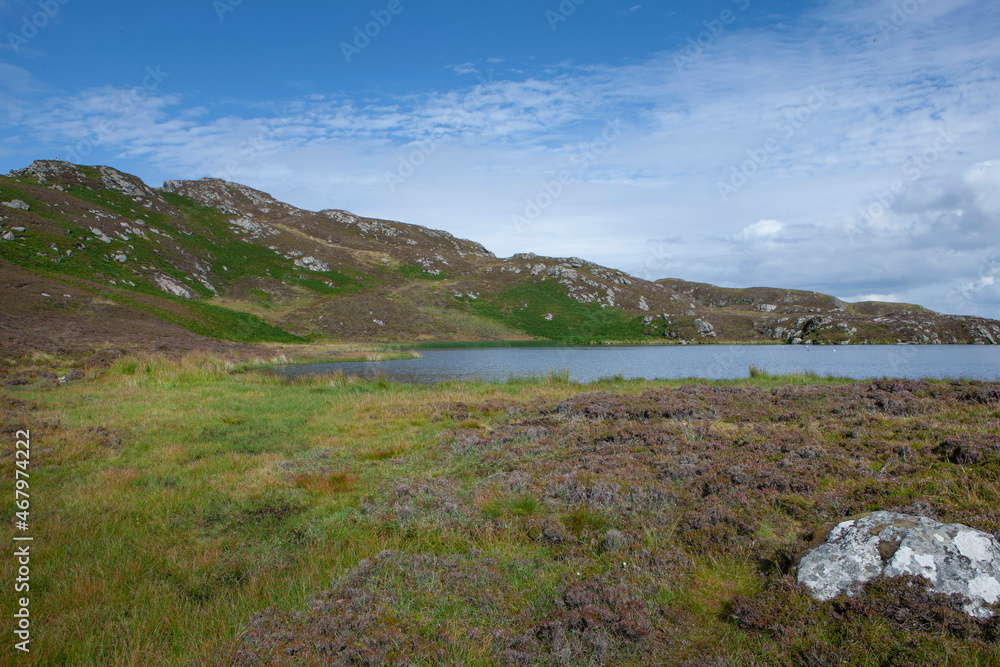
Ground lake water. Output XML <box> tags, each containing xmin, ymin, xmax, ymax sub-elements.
<box><xmin>275</xmin><ymin>345</ymin><xmax>1000</xmax><ymax>384</ymax></box>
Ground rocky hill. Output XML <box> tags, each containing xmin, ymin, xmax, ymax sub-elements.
<box><xmin>1</xmin><ymin>159</ymin><xmax>998</xmax><ymax>357</ymax></box>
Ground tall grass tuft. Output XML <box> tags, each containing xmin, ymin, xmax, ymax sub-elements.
<box><xmin>747</xmin><ymin>364</ymin><xmax>845</xmax><ymax>385</ymax></box>
<box><xmin>109</xmin><ymin>352</ymin><xmax>238</xmax><ymax>386</ymax></box>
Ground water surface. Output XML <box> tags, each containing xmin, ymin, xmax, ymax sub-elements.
<box><xmin>275</xmin><ymin>345</ymin><xmax>1000</xmax><ymax>384</ymax></box>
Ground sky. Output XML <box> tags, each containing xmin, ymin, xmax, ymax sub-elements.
<box><xmin>1</xmin><ymin>0</ymin><xmax>999</xmax><ymax>316</ymax></box>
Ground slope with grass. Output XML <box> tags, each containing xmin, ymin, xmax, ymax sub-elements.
<box><xmin>2</xmin><ymin>159</ymin><xmax>998</xmax><ymax>361</ymax></box>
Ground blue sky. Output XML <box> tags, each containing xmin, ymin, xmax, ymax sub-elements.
<box><xmin>2</xmin><ymin>0</ymin><xmax>999</xmax><ymax>316</ymax></box>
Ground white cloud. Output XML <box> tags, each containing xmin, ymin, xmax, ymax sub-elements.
<box><xmin>2</xmin><ymin>0</ymin><xmax>999</xmax><ymax>317</ymax></box>
<box><xmin>841</xmin><ymin>293</ymin><xmax>901</xmax><ymax>303</ymax></box>
<box><xmin>738</xmin><ymin>219</ymin><xmax>784</xmax><ymax>241</ymax></box>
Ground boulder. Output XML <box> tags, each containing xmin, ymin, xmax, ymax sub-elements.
<box><xmin>694</xmin><ymin>318</ymin><xmax>717</xmax><ymax>337</ymax></box>
<box><xmin>797</xmin><ymin>511</ymin><xmax>1000</xmax><ymax>618</ymax></box>
<box><xmin>2</xmin><ymin>199</ymin><xmax>29</xmax><ymax>211</ymax></box>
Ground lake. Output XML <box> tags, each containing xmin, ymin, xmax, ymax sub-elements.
<box><xmin>275</xmin><ymin>344</ymin><xmax>1000</xmax><ymax>384</ymax></box>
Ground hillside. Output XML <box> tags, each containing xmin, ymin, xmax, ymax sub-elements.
<box><xmin>1</xmin><ymin>159</ymin><xmax>998</xmax><ymax>359</ymax></box>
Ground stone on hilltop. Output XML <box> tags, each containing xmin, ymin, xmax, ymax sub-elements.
<box><xmin>797</xmin><ymin>511</ymin><xmax>1000</xmax><ymax>618</ymax></box>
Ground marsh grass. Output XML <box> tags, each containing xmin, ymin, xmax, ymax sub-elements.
<box><xmin>3</xmin><ymin>354</ymin><xmax>999</xmax><ymax>665</ymax></box>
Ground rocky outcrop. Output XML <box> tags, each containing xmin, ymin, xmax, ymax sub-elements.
<box><xmin>161</xmin><ymin>178</ymin><xmax>299</xmax><ymax>217</ymax></box>
<box><xmin>756</xmin><ymin>315</ymin><xmax>856</xmax><ymax>344</ymax></box>
<box><xmin>797</xmin><ymin>512</ymin><xmax>1000</xmax><ymax>618</ymax></box>
<box><xmin>230</xmin><ymin>216</ymin><xmax>278</xmax><ymax>240</ymax></box>
<box><xmin>97</xmin><ymin>166</ymin><xmax>168</xmax><ymax>210</ymax></box>
<box><xmin>694</xmin><ymin>318</ymin><xmax>716</xmax><ymax>338</ymax></box>
<box><xmin>154</xmin><ymin>274</ymin><xmax>192</xmax><ymax>299</ymax></box>
<box><xmin>7</xmin><ymin>159</ymin><xmax>88</xmax><ymax>185</ymax></box>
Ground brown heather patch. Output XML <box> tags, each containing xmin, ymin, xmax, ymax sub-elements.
<box><xmin>222</xmin><ymin>379</ymin><xmax>1000</xmax><ymax>664</ymax></box>
<box><xmin>731</xmin><ymin>575</ymin><xmax>1000</xmax><ymax>666</ymax></box>
<box><xmin>359</xmin><ymin>444</ymin><xmax>406</xmax><ymax>460</ymax></box>
<box><xmin>293</xmin><ymin>470</ymin><xmax>358</xmax><ymax>495</ymax></box>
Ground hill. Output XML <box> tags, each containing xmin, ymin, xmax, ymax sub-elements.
<box><xmin>2</xmin><ymin>159</ymin><xmax>998</xmax><ymax>360</ymax></box>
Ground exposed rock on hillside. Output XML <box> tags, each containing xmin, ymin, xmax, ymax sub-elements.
<box><xmin>98</xmin><ymin>166</ymin><xmax>168</xmax><ymax>210</ymax></box>
<box><xmin>162</xmin><ymin>178</ymin><xmax>300</xmax><ymax>218</ymax></box>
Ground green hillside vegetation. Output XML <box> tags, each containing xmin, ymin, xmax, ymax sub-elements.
<box><xmin>461</xmin><ymin>280</ymin><xmax>654</xmax><ymax>344</ymax></box>
<box><xmin>1</xmin><ymin>161</ymin><xmax>996</xmax><ymax>350</ymax></box>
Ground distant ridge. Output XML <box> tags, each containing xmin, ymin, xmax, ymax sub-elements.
<box><xmin>2</xmin><ymin>159</ymin><xmax>998</xmax><ymax>357</ymax></box>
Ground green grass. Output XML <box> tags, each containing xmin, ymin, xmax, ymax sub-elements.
<box><xmin>2</xmin><ymin>353</ymin><xmax>999</xmax><ymax>665</ymax></box>
<box><xmin>0</xmin><ymin>180</ymin><xmax>341</xmax><ymax>342</ymax></box>
<box><xmin>389</xmin><ymin>340</ymin><xmax>569</xmax><ymax>350</ymax></box>
<box><xmin>747</xmin><ymin>364</ymin><xmax>846</xmax><ymax>384</ymax></box>
<box><xmin>159</xmin><ymin>192</ymin><xmax>363</xmax><ymax>297</ymax></box>
<box><xmin>66</xmin><ymin>180</ymin><xmax>171</xmax><ymax>228</ymax></box>
<box><xmin>463</xmin><ymin>279</ymin><xmax>651</xmax><ymax>343</ymax></box>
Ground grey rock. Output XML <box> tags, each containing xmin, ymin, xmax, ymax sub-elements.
<box><xmin>797</xmin><ymin>511</ymin><xmax>1000</xmax><ymax>618</ymax></box>
<box><xmin>3</xmin><ymin>199</ymin><xmax>29</xmax><ymax>211</ymax></box>
<box><xmin>154</xmin><ymin>274</ymin><xmax>192</xmax><ymax>299</ymax></box>
<box><xmin>547</xmin><ymin>265</ymin><xmax>578</xmax><ymax>281</ymax></box>
<box><xmin>99</xmin><ymin>166</ymin><xmax>168</xmax><ymax>208</ymax></box>
<box><xmin>694</xmin><ymin>318</ymin><xmax>717</xmax><ymax>337</ymax></box>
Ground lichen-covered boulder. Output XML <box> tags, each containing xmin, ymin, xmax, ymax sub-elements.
<box><xmin>797</xmin><ymin>511</ymin><xmax>1000</xmax><ymax>618</ymax></box>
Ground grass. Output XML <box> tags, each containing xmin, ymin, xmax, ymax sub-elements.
<box><xmin>462</xmin><ymin>279</ymin><xmax>653</xmax><ymax>343</ymax></box>
<box><xmin>0</xmin><ymin>177</ymin><xmax>356</xmax><ymax>343</ymax></box>
<box><xmin>390</xmin><ymin>340</ymin><xmax>568</xmax><ymax>349</ymax></box>
<box><xmin>747</xmin><ymin>364</ymin><xmax>844</xmax><ymax>384</ymax></box>
<box><xmin>6</xmin><ymin>355</ymin><xmax>998</xmax><ymax>664</ymax></box>
<box><xmin>158</xmin><ymin>191</ymin><xmax>363</xmax><ymax>297</ymax></box>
